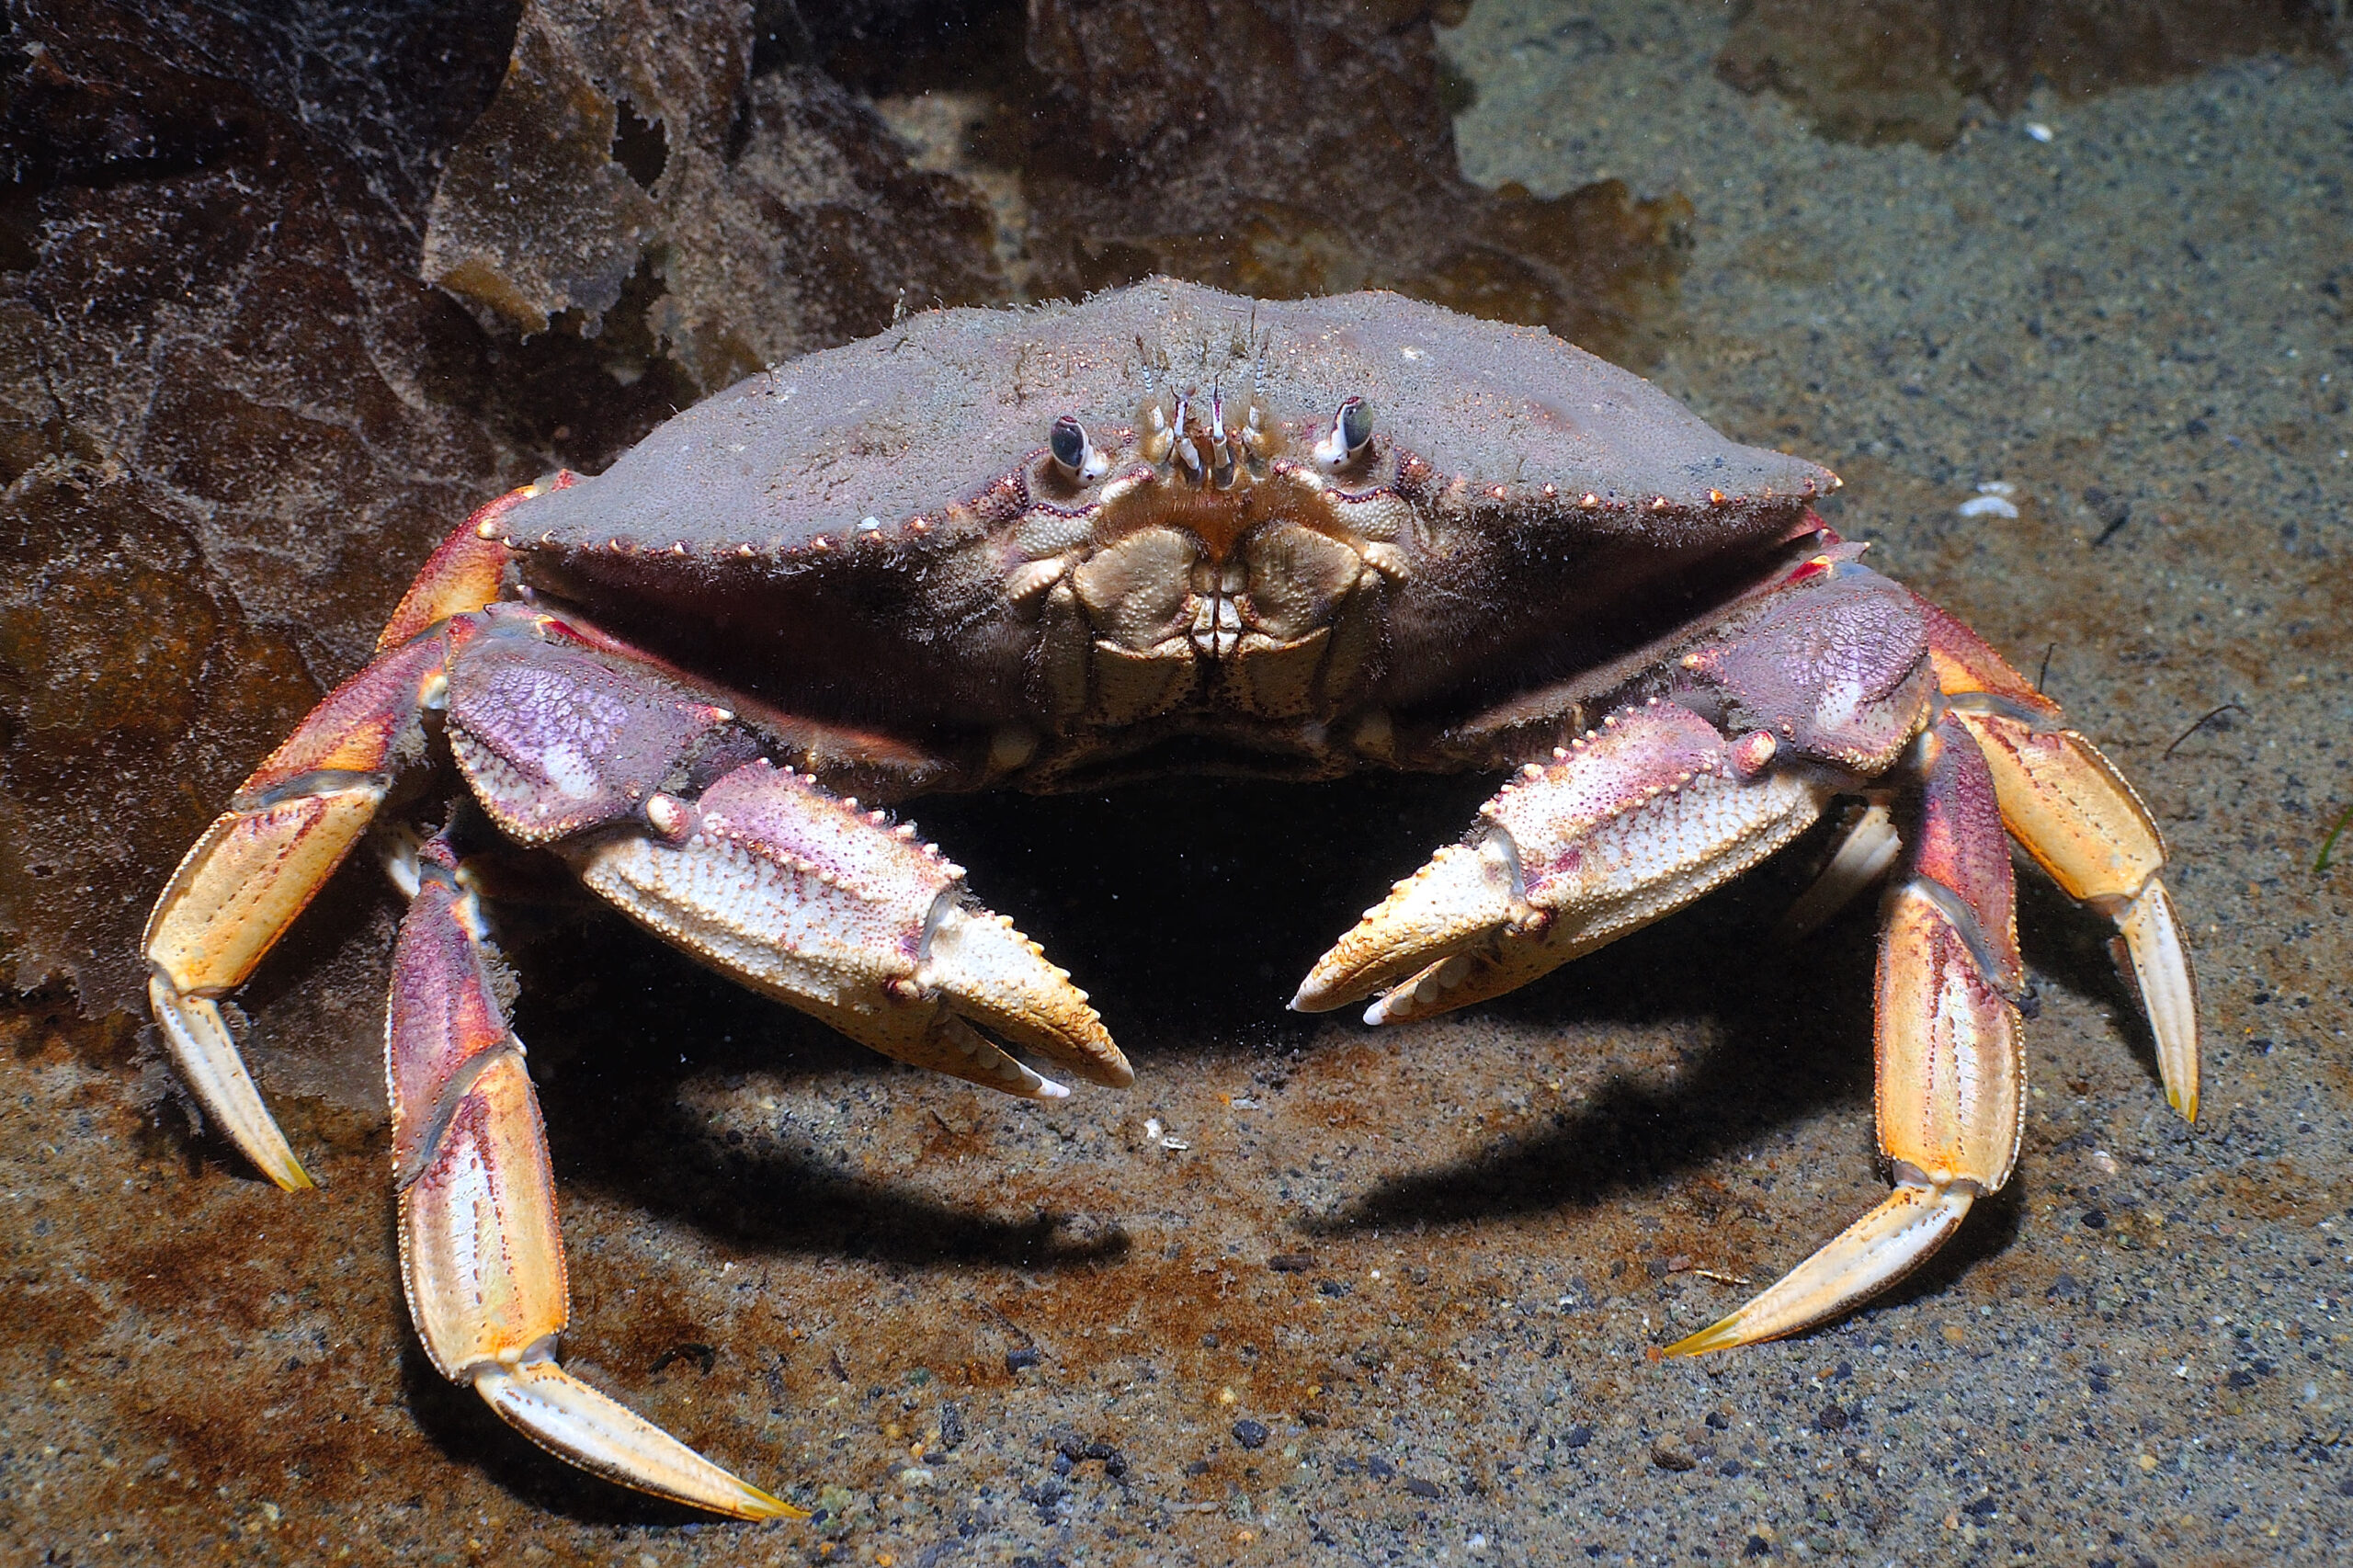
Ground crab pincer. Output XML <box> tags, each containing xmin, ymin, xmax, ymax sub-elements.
<box><xmin>574</xmin><ymin>759</ymin><xmax>1128</xmax><ymax>1099</ymax></box>
<box><xmin>1292</xmin><ymin>697</ymin><xmax>1837</xmax><ymax>1023</ymax></box>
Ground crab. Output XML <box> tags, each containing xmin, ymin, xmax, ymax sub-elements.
<box><xmin>143</xmin><ymin>278</ymin><xmax>2199</xmax><ymax>1517</ymax></box>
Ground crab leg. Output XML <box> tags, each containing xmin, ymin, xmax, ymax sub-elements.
<box><xmin>1917</xmin><ymin>597</ymin><xmax>2200</xmax><ymax>1119</ymax></box>
<box><xmin>141</xmin><ymin>492</ymin><xmax>531</xmax><ymax>1187</ymax></box>
<box><xmin>391</xmin><ymin>835</ymin><xmax>797</xmax><ymax>1518</ymax></box>
<box><xmin>1663</xmin><ymin>713</ymin><xmax>2020</xmax><ymax>1353</ymax></box>
<box><xmin>1293</xmin><ymin>697</ymin><xmax>1841</xmax><ymax>1023</ymax></box>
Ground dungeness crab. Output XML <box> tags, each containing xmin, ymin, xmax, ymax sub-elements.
<box><xmin>144</xmin><ymin>278</ymin><xmax>2199</xmax><ymax>1517</ymax></box>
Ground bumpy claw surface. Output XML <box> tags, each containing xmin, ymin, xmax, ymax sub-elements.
<box><xmin>1294</xmin><ymin>700</ymin><xmax>1831</xmax><ymax>1024</ymax></box>
<box><xmin>576</xmin><ymin>761</ymin><xmax>1126</xmax><ymax>1097</ymax></box>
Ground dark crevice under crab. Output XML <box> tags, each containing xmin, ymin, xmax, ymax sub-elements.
<box><xmin>144</xmin><ymin>278</ymin><xmax>2198</xmax><ymax>1517</ymax></box>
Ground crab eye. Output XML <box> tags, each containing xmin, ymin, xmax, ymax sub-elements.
<box><xmin>1050</xmin><ymin>415</ymin><xmax>1112</xmax><ymax>481</ymax></box>
<box><xmin>1049</xmin><ymin>415</ymin><xmax>1091</xmax><ymax>475</ymax></box>
<box><xmin>1313</xmin><ymin>395</ymin><xmax>1375</xmax><ymax>470</ymax></box>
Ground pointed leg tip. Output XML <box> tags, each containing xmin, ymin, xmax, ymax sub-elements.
<box><xmin>476</xmin><ymin>1358</ymin><xmax>800</xmax><ymax>1520</ymax></box>
<box><xmin>1657</xmin><ymin>1318</ymin><xmax>1752</xmax><ymax>1359</ymax></box>
<box><xmin>726</xmin><ymin>1483</ymin><xmax>810</xmax><ymax>1522</ymax></box>
<box><xmin>149</xmin><ymin>976</ymin><xmax>314</xmax><ymax>1190</ymax></box>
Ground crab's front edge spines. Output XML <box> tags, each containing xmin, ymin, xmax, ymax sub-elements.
<box><xmin>391</xmin><ymin>835</ymin><xmax>800</xmax><ymax>1520</ymax></box>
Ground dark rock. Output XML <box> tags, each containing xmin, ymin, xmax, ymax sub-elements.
<box><xmin>422</xmin><ymin>0</ymin><xmax>1004</xmax><ymax>393</ymax></box>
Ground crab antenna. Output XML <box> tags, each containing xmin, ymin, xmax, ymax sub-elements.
<box><xmin>1209</xmin><ymin>387</ymin><xmax>1240</xmax><ymax>489</ymax></box>
<box><xmin>1170</xmin><ymin>392</ymin><xmax>1204</xmax><ymax>480</ymax></box>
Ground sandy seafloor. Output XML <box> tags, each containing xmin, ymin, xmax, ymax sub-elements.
<box><xmin>6</xmin><ymin>4</ymin><xmax>2352</xmax><ymax>1565</ymax></box>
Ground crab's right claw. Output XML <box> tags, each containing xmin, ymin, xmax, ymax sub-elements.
<box><xmin>575</xmin><ymin>760</ymin><xmax>1128</xmax><ymax>1098</ymax></box>
<box><xmin>1921</xmin><ymin>597</ymin><xmax>2200</xmax><ymax>1120</ymax></box>
<box><xmin>1294</xmin><ymin>700</ymin><xmax>1834</xmax><ymax>1023</ymax></box>
<box><xmin>393</xmin><ymin>838</ymin><xmax>797</xmax><ymax>1519</ymax></box>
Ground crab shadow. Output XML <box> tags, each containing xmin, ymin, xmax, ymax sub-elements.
<box><xmin>502</xmin><ymin>774</ymin><xmax>1495</xmax><ymax>1263</ymax></box>
<box><xmin>513</xmin><ymin>771</ymin><xmax>2150</xmax><ymax>1253</ymax></box>
<box><xmin>516</xmin><ymin>774</ymin><xmax>1885</xmax><ymax>1244</ymax></box>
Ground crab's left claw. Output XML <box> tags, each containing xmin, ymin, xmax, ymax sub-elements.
<box><xmin>392</xmin><ymin>836</ymin><xmax>800</xmax><ymax>1519</ymax></box>
<box><xmin>1293</xmin><ymin>699</ymin><xmax>1836</xmax><ymax>1022</ymax></box>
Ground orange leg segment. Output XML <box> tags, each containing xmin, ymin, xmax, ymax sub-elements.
<box><xmin>142</xmin><ymin>485</ymin><xmax>533</xmax><ymax>1187</ymax></box>
<box><xmin>1916</xmin><ymin>596</ymin><xmax>2200</xmax><ymax>1120</ymax></box>
<box><xmin>1665</xmin><ymin>713</ymin><xmax>2022</xmax><ymax>1354</ymax></box>
<box><xmin>392</xmin><ymin>835</ymin><xmax>796</xmax><ymax>1519</ymax></box>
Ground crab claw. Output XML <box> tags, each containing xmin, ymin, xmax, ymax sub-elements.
<box><xmin>576</xmin><ymin>761</ymin><xmax>1128</xmax><ymax>1097</ymax></box>
<box><xmin>1294</xmin><ymin>700</ymin><xmax>1833</xmax><ymax>1023</ymax></box>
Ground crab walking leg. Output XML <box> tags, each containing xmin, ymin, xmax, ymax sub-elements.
<box><xmin>1665</xmin><ymin>715</ymin><xmax>2022</xmax><ymax>1355</ymax></box>
<box><xmin>570</xmin><ymin>760</ymin><xmax>1129</xmax><ymax>1097</ymax></box>
<box><xmin>1293</xmin><ymin>699</ymin><xmax>1838</xmax><ymax>1023</ymax></box>
<box><xmin>141</xmin><ymin>489</ymin><xmax>533</xmax><ymax>1187</ymax></box>
<box><xmin>1916</xmin><ymin>597</ymin><xmax>2200</xmax><ymax>1119</ymax></box>
<box><xmin>142</xmin><ymin>633</ymin><xmax>453</xmax><ymax>1188</ymax></box>
<box><xmin>1777</xmin><ymin>801</ymin><xmax>1903</xmax><ymax>940</ymax></box>
<box><xmin>391</xmin><ymin>836</ymin><xmax>798</xmax><ymax>1519</ymax></box>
